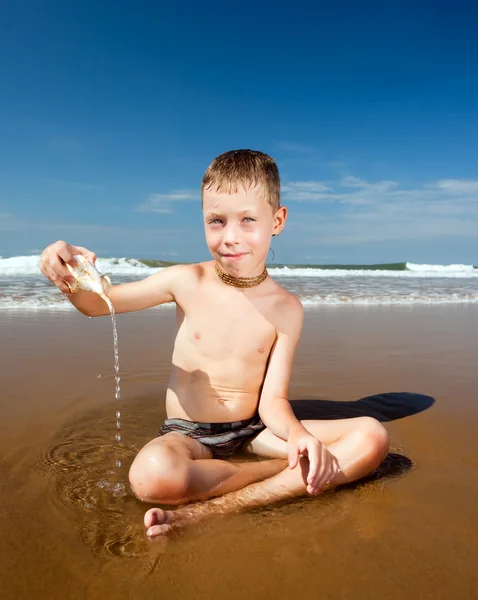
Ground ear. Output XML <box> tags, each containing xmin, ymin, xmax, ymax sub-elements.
<box><xmin>272</xmin><ymin>205</ymin><xmax>287</xmax><ymax>236</ymax></box>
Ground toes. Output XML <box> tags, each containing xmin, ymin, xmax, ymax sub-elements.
<box><xmin>144</xmin><ymin>508</ymin><xmax>166</xmax><ymax>528</ymax></box>
<box><xmin>147</xmin><ymin>524</ymin><xmax>172</xmax><ymax>538</ymax></box>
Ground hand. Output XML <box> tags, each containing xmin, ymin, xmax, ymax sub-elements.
<box><xmin>39</xmin><ymin>240</ymin><xmax>97</xmax><ymax>294</ymax></box>
<box><xmin>288</xmin><ymin>426</ymin><xmax>341</xmax><ymax>495</ymax></box>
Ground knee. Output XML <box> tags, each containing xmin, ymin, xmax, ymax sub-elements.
<box><xmin>356</xmin><ymin>417</ymin><xmax>390</xmax><ymax>466</ymax></box>
<box><xmin>129</xmin><ymin>446</ymin><xmax>190</xmax><ymax>505</ymax></box>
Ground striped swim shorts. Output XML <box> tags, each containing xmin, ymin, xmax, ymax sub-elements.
<box><xmin>159</xmin><ymin>414</ymin><xmax>265</xmax><ymax>459</ymax></box>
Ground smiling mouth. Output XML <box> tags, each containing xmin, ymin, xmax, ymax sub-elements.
<box><xmin>222</xmin><ymin>253</ymin><xmax>249</xmax><ymax>258</ymax></box>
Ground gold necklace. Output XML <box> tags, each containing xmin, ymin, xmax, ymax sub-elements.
<box><xmin>214</xmin><ymin>262</ymin><xmax>268</xmax><ymax>288</ymax></box>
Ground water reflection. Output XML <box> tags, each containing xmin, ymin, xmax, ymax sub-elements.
<box><xmin>39</xmin><ymin>396</ymin><xmax>413</xmax><ymax>561</ymax></box>
<box><xmin>40</xmin><ymin>398</ymin><xmax>161</xmax><ymax>559</ymax></box>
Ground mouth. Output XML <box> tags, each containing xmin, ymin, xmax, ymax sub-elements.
<box><xmin>221</xmin><ymin>252</ymin><xmax>249</xmax><ymax>261</ymax></box>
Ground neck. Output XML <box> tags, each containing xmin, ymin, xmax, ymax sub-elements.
<box><xmin>214</xmin><ymin>262</ymin><xmax>268</xmax><ymax>288</ymax></box>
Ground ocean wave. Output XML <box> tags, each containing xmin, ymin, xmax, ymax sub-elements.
<box><xmin>301</xmin><ymin>293</ymin><xmax>478</xmax><ymax>306</ymax></box>
<box><xmin>406</xmin><ymin>262</ymin><xmax>476</xmax><ymax>273</ymax></box>
<box><xmin>1</xmin><ymin>292</ymin><xmax>476</xmax><ymax>310</ymax></box>
<box><xmin>0</xmin><ymin>256</ymin><xmax>162</xmax><ymax>276</ymax></box>
<box><xmin>0</xmin><ymin>255</ymin><xmax>477</xmax><ymax>278</ymax></box>
<box><xmin>0</xmin><ymin>297</ymin><xmax>175</xmax><ymax>310</ymax></box>
<box><xmin>268</xmin><ymin>265</ymin><xmax>478</xmax><ymax>278</ymax></box>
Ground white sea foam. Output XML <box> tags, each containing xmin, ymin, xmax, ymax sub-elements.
<box><xmin>0</xmin><ymin>255</ymin><xmax>42</xmax><ymax>275</ymax></box>
<box><xmin>1</xmin><ymin>255</ymin><xmax>477</xmax><ymax>309</ymax></box>
<box><xmin>0</xmin><ymin>296</ymin><xmax>175</xmax><ymax>310</ymax></box>
<box><xmin>269</xmin><ymin>266</ymin><xmax>478</xmax><ymax>278</ymax></box>
<box><xmin>1</xmin><ymin>255</ymin><xmax>477</xmax><ymax>278</ymax></box>
<box><xmin>301</xmin><ymin>294</ymin><xmax>478</xmax><ymax>306</ymax></box>
<box><xmin>95</xmin><ymin>257</ymin><xmax>162</xmax><ymax>275</ymax></box>
<box><xmin>1</xmin><ymin>293</ymin><xmax>476</xmax><ymax>309</ymax></box>
<box><xmin>0</xmin><ymin>255</ymin><xmax>161</xmax><ymax>276</ymax></box>
<box><xmin>406</xmin><ymin>262</ymin><xmax>476</xmax><ymax>273</ymax></box>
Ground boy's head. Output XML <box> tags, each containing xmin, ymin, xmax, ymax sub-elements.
<box><xmin>202</xmin><ymin>149</ymin><xmax>281</xmax><ymax>213</ymax></box>
<box><xmin>202</xmin><ymin>150</ymin><xmax>287</xmax><ymax>276</ymax></box>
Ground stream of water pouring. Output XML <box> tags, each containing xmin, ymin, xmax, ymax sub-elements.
<box><xmin>101</xmin><ymin>294</ymin><xmax>122</xmax><ymax>469</ymax></box>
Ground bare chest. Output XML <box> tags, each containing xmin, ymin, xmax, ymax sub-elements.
<box><xmin>174</xmin><ymin>293</ymin><xmax>277</xmax><ymax>364</ymax></box>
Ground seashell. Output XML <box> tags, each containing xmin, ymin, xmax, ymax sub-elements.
<box><xmin>66</xmin><ymin>255</ymin><xmax>112</xmax><ymax>296</ymax></box>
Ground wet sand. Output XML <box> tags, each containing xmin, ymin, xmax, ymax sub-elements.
<box><xmin>1</xmin><ymin>305</ymin><xmax>477</xmax><ymax>600</ymax></box>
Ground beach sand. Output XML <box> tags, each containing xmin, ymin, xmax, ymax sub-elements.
<box><xmin>1</xmin><ymin>305</ymin><xmax>477</xmax><ymax>600</ymax></box>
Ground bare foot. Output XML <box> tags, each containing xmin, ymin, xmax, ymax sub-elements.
<box><xmin>144</xmin><ymin>507</ymin><xmax>175</xmax><ymax>538</ymax></box>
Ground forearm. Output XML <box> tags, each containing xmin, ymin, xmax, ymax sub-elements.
<box><xmin>259</xmin><ymin>397</ymin><xmax>306</xmax><ymax>441</ymax></box>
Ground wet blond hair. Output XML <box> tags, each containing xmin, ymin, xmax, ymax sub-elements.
<box><xmin>202</xmin><ymin>149</ymin><xmax>281</xmax><ymax>212</ymax></box>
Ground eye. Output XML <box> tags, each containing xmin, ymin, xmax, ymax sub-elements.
<box><xmin>243</xmin><ymin>217</ymin><xmax>256</xmax><ymax>223</ymax></box>
<box><xmin>208</xmin><ymin>218</ymin><xmax>223</xmax><ymax>225</ymax></box>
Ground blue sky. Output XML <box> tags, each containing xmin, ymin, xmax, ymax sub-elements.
<box><xmin>0</xmin><ymin>0</ymin><xmax>477</xmax><ymax>264</ymax></box>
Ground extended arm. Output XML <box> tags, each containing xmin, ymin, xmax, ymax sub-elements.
<box><xmin>68</xmin><ymin>266</ymin><xmax>185</xmax><ymax>316</ymax></box>
<box><xmin>39</xmin><ymin>240</ymin><xmax>187</xmax><ymax>316</ymax></box>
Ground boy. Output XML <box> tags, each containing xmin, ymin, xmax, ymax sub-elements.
<box><xmin>40</xmin><ymin>150</ymin><xmax>389</xmax><ymax>537</ymax></box>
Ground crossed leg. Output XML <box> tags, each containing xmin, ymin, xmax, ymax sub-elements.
<box><xmin>129</xmin><ymin>416</ymin><xmax>389</xmax><ymax>537</ymax></box>
<box><xmin>129</xmin><ymin>431</ymin><xmax>287</xmax><ymax>505</ymax></box>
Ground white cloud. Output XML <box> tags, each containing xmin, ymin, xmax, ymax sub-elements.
<box><xmin>339</xmin><ymin>176</ymin><xmax>369</xmax><ymax>188</ymax></box>
<box><xmin>0</xmin><ymin>214</ymin><xmax>199</xmax><ymax>259</ymax></box>
<box><xmin>281</xmin><ymin>181</ymin><xmax>334</xmax><ymax>201</ymax></box>
<box><xmin>340</xmin><ymin>176</ymin><xmax>398</xmax><ymax>192</ymax></box>
<box><xmin>283</xmin><ymin>176</ymin><xmax>478</xmax><ymax>245</ymax></box>
<box><xmin>283</xmin><ymin>181</ymin><xmax>331</xmax><ymax>192</ymax></box>
<box><xmin>135</xmin><ymin>176</ymin><xmax>478</xmax><ymax>247</ymax></box>
<box><xmin>138</xmin><ymin>190</ymin><xmax>198</xmax><ymax>214</ymax></box>
<box><xmin>434</xmin><ymin>179</ymin><xmax>478</xmax><ymax>194</ymax></box>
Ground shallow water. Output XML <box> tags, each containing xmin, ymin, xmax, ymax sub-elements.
<box><xmin>2</xmin><ymin>269</ymin><xmax>478</xmax><ymax>308</ymax></box>
<box><xmin>1</xmin><ymin>306</ymin><xmax>478</xmax><ymax>599</ymax></box>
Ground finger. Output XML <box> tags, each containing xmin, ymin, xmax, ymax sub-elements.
<box><xmin>47</xmin><ymin>267</ymin><xmax>72</xmax><ymax>294</ymax></box>
<box><xmin>317</xmin><ymin>451</ymin><xmax>342</xmax><ymax>493</ymax></box>
<box><xmin>288</xmin><ymin>445</ymin><xmax>299</xmax><ymax>469</ymax></box>
<box><xmin>50</xmin><ymin>254</ymin><xmax>76</xmax><ymax>285</ymax></box>
<box><xmin>73</xmin><ymin>246</ymin><xmax>97</xmax><ymax>265</ymax></box>
<box><xmin>310</xmin><ymin>442</ymin><xmax>329</xmax><ymax>489</ymax></box>
<box><xmin>313</xmin><ymin>448</ymin><xmax>332</xmax><ymax>492</ymax></box>
<box><xmin>332</xmin><ymin>456</ymin><xmax>341</xmax><ymax>475</ymax></box>
<box><xmin>308</xmin><ymin>464</ymin><xmax>326</xmax><ymax>495</ymax></box>
<box><xmin>309</xmin><ymin>466</ymin><xmax>327</xmax><ymax>495</ymax></box>
<box><xmin>56</xmin><ymin>245</ymin><xmax>78</xmax><ymax>268</ymax></box>
<box><xmin>39</xmin><ymin>255</ymin><xmax>49</xmax><ymax>278</ymax></box>
<box><xmin>306</xmin><ymin>444</ymin><xmax>320</xmax><ymax>485</ymax></box>
<box><xmin>39</xmin><ymin>244</ymin><xmax>75</xmax><ymax>291</ymax></box>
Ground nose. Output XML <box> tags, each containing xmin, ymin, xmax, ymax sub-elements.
<box><xmin>223</xmin><ymin>222</ymin><xmax>240</xmax><ymax>245</ymax></box>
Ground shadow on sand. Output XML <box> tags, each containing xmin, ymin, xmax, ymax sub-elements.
<box><xmin>290</xmin><ymin>391</ymin><xmax>435</xmax><ymax>423</ymax></box>
<box><xmin>290</xmin><ymin>392</ymin><xmax>435</xmax><ymax>483</ymax></box>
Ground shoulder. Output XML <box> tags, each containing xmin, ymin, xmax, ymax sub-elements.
<box><xmin>161</xmin><ymin>261</ymin><xmax>214</xmax><ymax>297</ymax></box>
<box><xmin>177</xmin><ymin>261</ymin><xmax>214</xmax><ymax>284</ymax></box>
<box><xmin>268</xmin><ymin>280</ymin><xmax>303</xmax><ymax>334</ymax></box>
<box><xmin>269</xmin><ymin>278</ymin><xmax>303</xmax><ymax>312</ymax></box>
<box><xmin>159</xmin><ymin>261</ymin><xmax>204</xmax><ymax>279</ymax></box>
<box><xmin>147</xmin><ymin>262</ymin><xmax>202</xmax><ymax>294</ymax></box>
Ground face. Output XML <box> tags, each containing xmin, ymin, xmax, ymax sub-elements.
<box><xmin>203</xmin><ymin>184</ymin><xmax>287</xmax><ymax>276</ymax></box>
